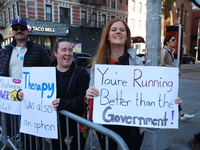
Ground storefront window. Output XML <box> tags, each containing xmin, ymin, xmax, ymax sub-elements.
<box><xmin>45</xmin><ymin>36</ymin><xmax>51</xmax><ymax>50</ymax></box>
<box><xmin>31</xmin><ymin>36</ymin><xmax>40</xmax><ymax>44</ymax></box>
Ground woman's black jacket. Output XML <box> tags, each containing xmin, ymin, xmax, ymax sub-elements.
<box><xmin>0</xmin><ymin>37</ymin><xmax>52</xmax><ymax>76</ymax></box>
<box><xmin>51</xmin><ymin>61</ymin><xmax>90</xmax><ymax>116</ymax></box>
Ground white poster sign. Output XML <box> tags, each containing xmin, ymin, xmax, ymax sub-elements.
<box><xmin>93</xmin><ymin>65</ymin><xmax>179</xmax><ymax>129</ymax></box>
<box><xmin>20</xmin><ymin>67</ymin><xmax>58</xmax><ymax>139</ymax></box>
<box><xmin>0</xmin><ymin>77</ymin><xmax>22</xmax><ymax>115</ymax></box>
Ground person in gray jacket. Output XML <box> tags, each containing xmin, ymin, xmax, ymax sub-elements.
<box><xmin>161</xmin><ymin>35</ymin><xmax>195</xmax><ymax>121</ymax></box>
<box><xmin>85</xmin><ymin>19</ymin><xmax>182</xmax><ymax>150</ymax></box>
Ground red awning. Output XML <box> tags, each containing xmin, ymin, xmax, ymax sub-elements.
<box><xmin>131</xmin><ymin>36</ymin><xmax>145</xmax><ymax>43</ymax></box>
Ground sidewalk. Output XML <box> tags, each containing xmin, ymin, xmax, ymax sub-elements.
<box><xmin>168</xmin><ymin>63</ymin><xmax>200</xmax><ymax>150</ymax></box>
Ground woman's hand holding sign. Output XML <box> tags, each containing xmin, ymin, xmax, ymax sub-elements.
<box><xmin>17</xmin><ymin>90</ymin><xmax>24</xmax><ymax>101</ymax></box>
<box><xmin>52</xmin><ymin>98</ymin><xmax>60</xmax><ymax>111</ymax></box>
<box><xmin>86</xmin><ymin>87</ymin><xmax>99</xmax><ymax>100</ymax></box>
<box><xmin>174</xmin><ymin>97</ymin><xmax>182</xmax><ymax>104</ymax></box>
<box><xmin>17</xmin><ymin>90</ymin><xmax>62</xmax><ymax>111</ymax></box>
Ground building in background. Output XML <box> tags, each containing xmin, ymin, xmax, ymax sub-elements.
<box><xmin>190</xmin><ymin>7</ymin><xmax>200</xmax><ymax>60</ymax></box>
<box><xmin>0</xmin><ymin>0</ymin><xmax>128</xmax><ymax>55</ymax></box>
<box><xmin>128</xmin><ymin>0</ymin><xmax>193</xmax><ymax>57</ymax></box>
<box><xmin>128</xmin><ymin>0</ymin><xmax>146</xmax><ymax>54</ymax></box>
<box><xmin>163</xmin><ymin>0</ymin><xmax>192</xmax><ymax>54</ymax></box>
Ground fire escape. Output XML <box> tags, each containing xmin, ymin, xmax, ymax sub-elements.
<box><xmin>79</xmin><ymin>0</ymin><xmax>103</xmax><ymax>28</ymax></box>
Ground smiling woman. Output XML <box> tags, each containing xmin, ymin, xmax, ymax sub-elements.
<box><xmin>86</xmin><ymin>18</ymin><xmax>144</xmax><ymax>150</ymax></box>
<box><xmin>53</xmin><ymin>38</ymin><xmax>74</xmax><ymax>72</ymax></box>
<box><xmin>50</xmin><ymin>38</ymin><xmax>90</xmax><ymax>150</ymax></box>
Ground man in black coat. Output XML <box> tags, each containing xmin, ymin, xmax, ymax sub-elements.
<box><xmin>0</xmin><ymin>18</ymin><xmax>52</xmax><ymax>150</ymax></box>
<box><xmin>0</xmin><ymin>18</ymin><xmax>51</xmax><ymax>77</ymax></box>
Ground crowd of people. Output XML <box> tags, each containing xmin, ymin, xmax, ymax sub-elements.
<box><xmin>0</xmin><ymin>18</ymin><xmax>198</xmax><ymax>150</ymax></box>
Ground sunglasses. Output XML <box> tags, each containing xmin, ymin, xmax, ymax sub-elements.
<box><xmin>12</xmin><ymin>27</ymin><xmax>27</xmax><ymax>31</ymax></box>
<box><xmin>171</xmin><ymin>39</ymin><xmax>176</xmax><ymax>42</ymax></box>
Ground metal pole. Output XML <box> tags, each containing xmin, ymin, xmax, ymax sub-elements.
<box><xmin>140</xmin><ymin>1</ymin><xmax>169</xmax><ymax>149</ymax></box>
<box><xmin>196</xmin><ymin>18</ymin><xmax>200</xmax><ymax>62</ymax></box>
<box><xmin>145</xmin><ymin>0</ymin><xmax>162</xmax><ymax>66</ymax></box>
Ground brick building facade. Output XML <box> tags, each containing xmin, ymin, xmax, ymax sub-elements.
<box><xmin>163</xmin><ymin>0</ymin><xmax>192</xmax><ymax>54</ymax></box>
<box><xmin>0</xmin><ymin>0</ymin><xmax>128</xmax><ymax>55</ymax></box>
<box><xmin>190</xmin><ymin>9</ymin><xmax>200</xmax><ymax>60</ymax></box>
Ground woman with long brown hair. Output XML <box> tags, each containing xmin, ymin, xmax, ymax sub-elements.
<box><xmin>85</xmin><ymin>18</ymin><xmax>182</xmax><ymax>150</ymax></box>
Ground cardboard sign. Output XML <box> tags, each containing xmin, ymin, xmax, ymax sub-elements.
<box><xmin>20</xmin><ymin>67</ymin><xmax>58</xmax><ymax>139</ymax></box>
<box><xmin>93</xmin><ymin>65</ymin><xmax>179</xmax><ymax>129</ymax></box>
<box><xmin>0</xmin><ymin>77</ymin><xmax>22</xmax><ymax>115</ymax></box>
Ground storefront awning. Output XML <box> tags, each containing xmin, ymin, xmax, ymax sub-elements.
<box><xmin>131</xmin><ymin>36</ymin><xmax>145</xmax><ymax>43</ymax></box>
<box><xmin>26</xmin><ymin>20</ymin><xmax>69</xmax><ymax>36</ymax></box>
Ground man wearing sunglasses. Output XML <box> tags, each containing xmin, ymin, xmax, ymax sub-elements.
<box><xmin>0</xmin><ymin>18</ymin><xmax>52</xmax><ymax>78</ymax></box>
<box><xmin>0</xmin><ymin>18</ymin><xmax>52</xmax><ymax>149</ymax></box>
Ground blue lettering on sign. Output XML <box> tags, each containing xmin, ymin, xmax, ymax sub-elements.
<box><xmin>0</xmin><ymin>90</ymin><xmax>10</xmax><ymax>100</ymax></box>
<box><xmin>23</xmin><ymin>72</ymin><xmax>54</xmax><ymax>99</ymax></box>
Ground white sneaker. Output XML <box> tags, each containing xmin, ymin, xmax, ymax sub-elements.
<box><xmin>180</xmin><ymin>113</ymin><xmax>195</xmax><ymax>121</ymax></box>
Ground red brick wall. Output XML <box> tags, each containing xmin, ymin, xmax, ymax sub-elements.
<box><xmin>190</xmin><ymin>10</ymin><xmax>200</xmax><ymax>55</ymax></box>
<box><xmin>1</xmin><ymin>0</ymin><xmax>128</xmax><ymax>28</ymax></box>
<box><xmin>163</xmin><ymin>0</ymin><xmax>192</xmax><ymax>53</ymax></box>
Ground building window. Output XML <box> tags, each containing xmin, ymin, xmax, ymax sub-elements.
<box><xmin>126</xmin><ymin>0</ymin><xmax>128</xmax><ymax>5</ymax></box>
<box><xmin>81</xmin><ymin>11</ymin><xmax>86</xmax><ymax>26</ymax></box>
<box><xmin>144</xmin><ymin>4</ymin><xmax>147</xmax><ymax>14</ymax></box>
<box><xmin>120</xmin><ymin>0</ymin><xmax>122</xmax><ymax>4</ymax></box>
<box><xmin>60</xmin><ymin>7</ymin><xmax>70</xmax><ymax>24</ymax></box>
<box><xmin>46</xmin><ymin>5</ymin><xmax>52</xmax><ymax>22</ymax></box>
<box><xmin>8</xmin><ymin>8</ymin><xmax>11</xmax><ymax>24</ymax></box>
<box><xmin>16</xmin><ymin>2</ymin><xmax>19</xmax><ymax>17</ymax></box>
<box><xmin>180</xmin><ymin>3</ymin><xmax>184</xmax><ymax>24</ymax></box>
<box><xmin>131</xmin><ymin>19</ymin><xmax>134</xmax><ymax>30</ymax></box>
<box><xmin>102</xmin><ymin>14</ymin><xmax>106</xmax><ymax>27</ymax></box>
<box><xmin>12</xmin><ymin>5</ymin><xmax>15</xmax><ymax>19</ymax></box>
<box><xmin>4</xmin><ymin>12</ymin><xmax>6</xmax><ymax>27</ymax></box>
<box><xmin>132</xmin><ymin>0</ymin><xmax>135</xmax><ymax>12</ymax></box>
<box><xmin>139</xmin><ymin>2</ymin><xmax>142</xmax><ymax>13</ymax></box>
<box><xmin>111</xmin><ymin>15</ymin><xmax>115</xmax><ymax>20</ymax></box>
<box><xmin>1</xmin><ymin>14</ymin><xmax>3</xmax><ymax>27</ymax></box>
<box><xmin>184</xmin><ymin>10</ymin><xmax>187</xmax><ymax>32</ymax></box>
<box><xmin>111</xmin><ymin>0</ymin><xmax>115</xmax><ymax>9</ymax></box>
<box><xmin>102</xmin><ymin>0</ymin><xmax>106</xmax><ymax>6</ymax></box>
<box><xmin>177</xmin><ymin>8</ymin><xmax>179</xmax><ymax>19</ymax></box>
<box><xmin>138</xmin><ymin>20</ymin><xmax>141</xmax><ymax>29</ymax></box>
<box><xmin>92</xmin><ymin>13</ymin><xmax>97</xmax><ymax>27</ymax></box>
